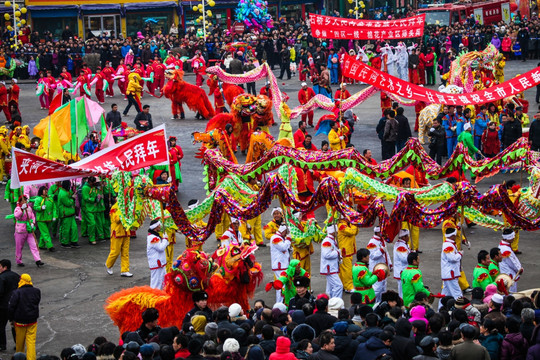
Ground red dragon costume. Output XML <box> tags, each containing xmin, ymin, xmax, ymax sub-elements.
<box><xmin>207</xmin><ymin>75</ymin><xmax>244</xmax><ymax>107</ymax></box>
<box><xmin>105</xmin><ymin>244</ymin><xmax>262</xmax><ymax>334</ymax></box>
<box><xmin>162</xmin><ymin>69</ymin><xmax>215</xmax><ymax>120</ymax></box>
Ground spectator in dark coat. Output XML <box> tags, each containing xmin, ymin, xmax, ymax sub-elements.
<box><xmin>501</xmin><ymin>317</ymin><xmax>529</xmax><ymax>360</ymax></box>
<box><xmin>395</xmin><ymin>107</ymin><xmax>412</xmax><ymax>151</ymax></box>
<box><xmin>305</xmin><ymin>298</ymin><xmax>338</xmax><ymax>337</ymax></box>
<box><xmin>0</xmin><ymin>259</ymin><xmax>20</xmax><ymax>351</ymax></box>
<box><xmin>529</xmin><ymin>114</ymin><xmax>540</xmax><ymax>151</ymax></box>
<box><xmin>331</xmin><ymin>322</ymin><xmax>358</xmax><ymax>360</ymax></box>
<box><xmin>357</xmin><ymin>313</ymin><xmax>383</xmax><ymax>343</ymax></box>
<box><xmin>353</xmin><ymin>331</ymin><xmax>393</xmax><ymax>360</ymax></box>
<box><xmin>502</xmin><ymin>114</ymin><xmax>523</xmax><ymax>149</ymax></box>
<box><xmin>527</xmin><ymin>325</ymin><xmax>540</xmax><ymax>360</ymax></box>
<box><xmin>390</xmin><ymin>318</ymin><xmax>419</xmax><ymax>360</ymax></box>
<box><xmin>520</xmin><ymin>308</ymin><xmax>536</xmax><ymax>343</ymax></box>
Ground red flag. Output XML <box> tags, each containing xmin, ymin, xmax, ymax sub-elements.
<box><xmin>48</xmin><ymin>92</ymin><xmax>62</xmax><ymax>115</ymax></box>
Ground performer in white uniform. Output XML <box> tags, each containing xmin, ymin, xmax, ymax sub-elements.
<box><xmin>220</xmin><ymin>217</ymin><xmax>242</xmax><ymax>248</ymax></box>
<box><xmin>147</xmin><ymin>219</ymin><xmax>169</xmax><ymax>290</ymax></box>
<box><xmin>498</xmin><ymin>229</ymin><xmax>523</xmax><ymax>293</ymax></box>
<box><xmin>393</xmin><ymin>228</ymin><xmax>411</xmax><ymax>298</ymax></box>
<box><xmin>270</xmin><ymin>225</ymin><xmax>291</xmax><ymax>303</ymax></box>
<box><xmin>367</xmin><ymin>226</ymin><xmax>392</xmax><ymax>302</ymax></box>
<box><xmin>320</xmin><ymin>224</ymin><xmax>343</xmax><ymax>299</ymax></box>
<box><xmin>440</xmin><ymin>227</ymin><xmax>463</xmax><ymax>308</ymax></box>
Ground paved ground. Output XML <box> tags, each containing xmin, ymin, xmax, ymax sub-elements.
<box><xmin>0</xmin><ymin>60</ymin><xmax>539</xmax><ymax>356</ymax></box>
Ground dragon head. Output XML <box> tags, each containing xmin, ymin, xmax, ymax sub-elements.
<box><xmin>254</xmin><ymin>95</ymin><xmax>272</xmax><ymax>115</ymax></box>
<box><xmin>231</xmin><ymin>94</ymin><xmax>257</xmax><ymax>117</ymax></box>
<box><xmin>165</xmin><ymin>249</ymin><xmax>217</xmax><ymax>293</ymax></box>
<box><xmin>212</xmin><ymin>242</ymin><xmax>262</xmax><ymax>284</ymax></box>
<box><xmin>165</xmin><ymin>69</ymin><xmax>184</xmax><ymax>82</ymax></box>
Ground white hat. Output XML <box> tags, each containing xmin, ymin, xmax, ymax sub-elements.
<box><xmin>187</xmin><ymin>200</ymin><xmax>199</xmax><ymax>210</ymax></box>
<box><xmin>328</xmin><ymin>297</ymin><xmax>345</xmax><ymax>310</ymax></box>
<box><xmin>278</xmin><ymin>225</ymin><xmax>288</xmax><ymax>233</ymax></box>
<box><xmin>301</xmin><ymin>82</ymin><xmax>307</xmax><ymax>87</ymax></box>
<box><xmin>228</xmin><ymin>303</ymin><xmax>242</xmax><ymax>318</ymax></box>
<box><xmin>491</xmin><ymin>293</ymin><xmax>504</xmax><ymax>305</ymax></box>
<box><xmin>374</xmin><ymin>226</ymin><xmax>381</xmax><ymax>233</ymax></box>
<box><xmin>272</xmin><ymin>207</ymin><xmax>283</xmax><ymax>215</ymax></box>
<box><xmin>399</xmin><ymin>229</ymin><xmax>410</xmax><ymax>238</ymax></box>
<box><xmin>327</xmin><ymin>225</ymin><xmax>337</xmax><ymax>234</ymax></box>
<box><xmin>273</xmin><ymin>302</ymin><xmax>287</xmax><ymax>313</ymax></box>
<box><xmin>230</xmin><ymin>217</ymin><xmax>240</xmax><ymax>224</ymax></box>
<box><xmin>149</xmin><ymin>220</ymin><xmax>161</xmax><ymax>230</ymax></box>
<box><xmin>463</xmin><ymin>123</ymin><xmax>471</xmax><ymax>131</ymax></box>
<box><xmin>223</xmin><ymin>338</ymin><xmax>240</xmax><ymax>353</ymax></box>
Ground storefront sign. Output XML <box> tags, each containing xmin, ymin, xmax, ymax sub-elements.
<box><xmin>11</xmin><ymin>125</ymin><xmax>169</xmax><ymax>188</ymax></box>
<box><xmin>342</xmin><ymin>55</ymin><xmax>540</xmax><ymax>105</ymax></box>
<box><xmin>309</xmin><ymin>13</ymin><xmax>425</xmax><ymax>40</ymax></box>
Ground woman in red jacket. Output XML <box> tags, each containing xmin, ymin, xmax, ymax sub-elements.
<box><xmin>481</xmin><ymin>122</ymin><xmax>501</xmax><ymax>157</ymax></box>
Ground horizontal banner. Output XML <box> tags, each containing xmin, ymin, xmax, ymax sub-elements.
<box><xmin>309</xmin><ymin>13</ymin><xmax>425</xmax><ymax>40</ymax></box>
<box><xmin>11</xmin><ymin>125</ymin><xmax>169</xmax><ymax>188</ymax></box>
<box><xmin>342</xmin><ymin>55</ymin><xmax>540</xmax><ymax>105</ymax></box>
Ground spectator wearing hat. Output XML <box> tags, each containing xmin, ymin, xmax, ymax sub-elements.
<box><xmin>223</xmin><ymin>338</ymin><xmax>242</xmax><ymax>357</ymax></box>
<box><xmin>484</xmin><ymin>294</ymin><xmax>507</xmax><ymax>334</ymax></box>
<box><xmin>321</xmin><ymin>224</ymin><xmax>343</xmax><ymax>299</ymax></box>
<box><xmin>269</xmin><ymin>336</ymin><xmax>296</xmax><ymax>360</ymax></box>
<box><xmin>393</xmin><ymin>229</ymin><xmax>410</xmax><ymax>298</ymax></box>
<box><xmin>288</xmin><ymin>276</ymin><xmax>315</xmax><ymax>310</ymax></box>
<box><xmin>139</xmin><ymin>344</ymin><xmax>154</xmax><ymax>360</ymax></box>
<box><xmin>498</xmin><ymin>229</ymin><xmax>523</xmax><ymax>292</ymax></box>
<box><xmin>228</xmin><ymin>303</ymin><xmax>248</xmax><ymax>325</ymax></box>
<box><xmin>270</xmin><ymin>224</ymin><xmax>291</xmax><ymax>303</ymax></box>
<box><xmin>515</xmin><ymin>106</ymin><xmax>529</xmax><ymax>128</ymax></box>
<box><xmin>367</xmin><ymin>226</ymin><xmax>392</xmax><ymax>303</ymax></box>
<box><xmin>454</xmin><ymin>297</ymin><xmax>481</xmax><ymax>325</ymax></box>
<box><xmin>8</xmin><ymin>273</ymin><xmax>41</xmax><ymax>360</ymax></box>
<box><xmin>220</xmin><ymin>217</ymin><xmax>242</xmax><ymax>248</ymax></box>
<box><xmin>137</xmin><ymin>308</ymin><xmax>160</xmax><ymax>342</ymax></box>
<box><xmin>298</xmin><ymin>83</ymin><xmax>316</xmax><ymax>127</ymax></box>
<box><xmin>183</xmin><ymin>291</ymin><xmax>212</xmax><ymax>324</ymax></box>
<box><xmin>147</xmin><ymin>219</ymin><xmax>169</xmax><ymax>289</ymax></box>
<box><xmin>414</xmin><ymin>336</ymin><xmax>439</xmax><ymax>360</ymax></box>
<box><xmin>353</xmin><ymin>330</ymin><xmax>393</xmax><ymax>360</ymax></box>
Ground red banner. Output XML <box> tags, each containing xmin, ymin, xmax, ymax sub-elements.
<box><xmin>11</xmin><ymin>125</ymin><xmax>169</xmax><ymax>188</ymax></box>
<box><xmin>309</xmin><ymin>14</ymin><xmax>425</xmax><ymax>40</ymax></box>
<box><xmin>342</xmin><ymin>55</ymin><xmax>540</xmax><ymax>105</ymax></box>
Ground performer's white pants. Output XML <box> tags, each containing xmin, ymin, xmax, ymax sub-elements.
<box><xmin>397</xmin><ymin>279</ymin><xmax>403</xmax><ymax>298</ymax></box>
<box><xmin>274</xmin><ymin>270</ymin><xmax>284</xmax><ymax>303</ymax></box>
<box><xmin>440</xmin><ymin>279</ymin><xmax>462</xmax><ymax>309</ymax></box>
<box><xmin>374</xmin><ymin>279</ymin><xmax>387</xmax><ymax>303</ymax></box>
<box><xmin>150</xmin><ymin>267</ymin><xmax>166</xmax><ymax>289</ymax></box>
<box><xmin>326</xmin><ymin>273</ymin><xmax>343</xmax><ymax>299</ymax></box>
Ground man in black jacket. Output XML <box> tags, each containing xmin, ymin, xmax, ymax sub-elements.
<box><xmin>105</xmin><ymin>104</ymin><xmax>122</xmax><ymax>129</ymax></box>
<box><xmin>134</xmin><ymin>105</ymin><xmax>153</xmax><ymax>132</ymax></box>
<box><xmin>0</xmin><ymin>259</ymin><xmax>20</xmax><ymax>351</ymax></box>
<box><xmin>305</xmin><ymin>298</ymin><xmax>337</xmax><ymax>336</ymax></box>
<box><xmin>529</xmin><ymin>114</ymin><xmax>540</xmax><ymax>151</ymax></box>
<box><xmin>8</xmin><ymin>273</ymin><xmax>41</xmax><ymax>360</ymax></box>
<box><xmin>279</xmin><ymin>44</ymin><xmax>291</xmax><ymax>80</ymax></box>
<box><xmin>182</xmin><ymin>291</ymin><xmax>212</xmax><ymax>324</ymax></box>
<box><xmin>501</xmin><ymin>114</ymin><xmax>523</xmax><ymax>149</ymax></box>
<box><xmin>390</xmin><ymin>318</ymin><xmax>419</xmax><ymax>360</ymax></box>
<box><xmin>395</xmin><ymin>107</ymin><xmax>412</xmax><ymax>151</ymax></box>
<box><xmin>428</xmin><ymin>118</ymin><xmax>447</xmax><ymax>165</ymax></box>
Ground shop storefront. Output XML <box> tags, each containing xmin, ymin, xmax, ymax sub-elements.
<box><xmin>27</xmin><ymin>0</ymin><xmax>180</xmax><ymax>39</ymax></box>
<box><xmin>80</xmin><ymin>5</ymin><xmax>122</xmax><ymax>39</ymax></box>
<box><xmin>125</xmin><ymin>2</ymin><xmax>179</xmax><ymax>38</ymax></box>
<box><xmin>27</xmin><ymin>5</ymin><xmax>78</xmax><ymax>40</ymax></box>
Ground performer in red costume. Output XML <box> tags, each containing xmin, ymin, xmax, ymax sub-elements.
<box><xmin>298</xmin><ymin>82</ymin><xmax>316</xmax><ymax>127</ymax></box>
<box><xmin>0</xmin><ymin>82</ymin><xmax>11</xmax><ymax>122</ymax></box>
<box><xmin>153</xmin><ymin>57</ymin><xmax>166</xmax><ymax>93</ymax></box>
<box><xmin>102</xmin><ymin>62</ymin><xmax>115</xmax><ymax>97</ymax></box>
<box><xmin>168</xmin><ymin>136</ymin><xmax>184</xmax><ymax>187</ymax></box>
